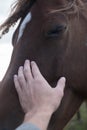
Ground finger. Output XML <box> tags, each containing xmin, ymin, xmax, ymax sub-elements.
<box><xmin>18</xmin><ymin>66</ymin><xmax>26</xmax><ymax>88</ymax></box>
<box><xmin>14</xmin><ymin>75</ymin><xmax>22</xmax><ymax>95</ymax></box>
<box><xmin>24</xmin><ymin>60</ymin><xmax>33</xmax><ymax>81</ymax></box>
<box><xmin>57</xmin><ymin>77</ymin><xmax>66</xmax><ymax>89</ymax></box>
<box><xmin>55</xmin><ymin>77</ymin><xmax>66</xmax><ymax>97</ymax></box>
<box><xmin>31</xmin><ymin>61</ymin><xmax>43</xmax><ymax>80</ymax></box>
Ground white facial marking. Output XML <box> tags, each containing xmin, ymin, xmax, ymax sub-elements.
<box><xmin>17</xmin><ymin>12</ymin><xmax>32</xmax><ymax>42</ymax></box>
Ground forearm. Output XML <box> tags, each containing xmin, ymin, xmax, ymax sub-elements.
<box><xmin>24</xmin><ymin>109</ymin><xmax>53</xmax><ymax>130</ymax></box>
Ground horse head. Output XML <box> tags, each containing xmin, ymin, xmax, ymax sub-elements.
<box><xmin>0</xmin><ymin>0</ymin><xmax>87</xmax><ymax>130</ymax></box>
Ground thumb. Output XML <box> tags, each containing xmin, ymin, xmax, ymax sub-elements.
<box><xmin>55</xmin><ymin>77</ymin><xmax>66</xmax><ymax>98</ymax></box>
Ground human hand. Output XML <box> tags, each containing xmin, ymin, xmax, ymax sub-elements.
<box><xmin>14</xmin><ymin>60</ymin><xmax>66</xmax><ymax>117</ymax></box>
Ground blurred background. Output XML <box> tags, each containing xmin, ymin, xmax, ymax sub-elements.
<box><xmin>0</xmin><ymin>1</ymin><xmax>87</xmax><ymax>130</ymax></box>
<box><xmin>0</xmin><ymin>0</ymin><xmax>14</xmax><ymax>81</ymax></box>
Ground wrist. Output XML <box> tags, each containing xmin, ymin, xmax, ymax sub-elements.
<box><xmin>24</xmin><ymin>106</ymin><xmax>54</xmax><ymax>121</ymax></box>
<box><xmin>24</xmin><ymin>108</ymin><xmax>53</xmax><ymax>130</ymax></box>
<box><xmin>24</xmin><ymin>107</ymin><xmax>53</xmax><ymax>122</ymax></box>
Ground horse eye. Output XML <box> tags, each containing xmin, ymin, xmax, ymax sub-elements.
<box><xmin>45</xmin><ymin>25</ymin><xmax>66</xmax><ymax>38</ymax></box>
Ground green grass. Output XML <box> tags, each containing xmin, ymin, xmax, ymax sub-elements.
<box><xmin>65</xmin><ymin>102</ymin><xmax>87</xmax><ymax>130</ymax></box>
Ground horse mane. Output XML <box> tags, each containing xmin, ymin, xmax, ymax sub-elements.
<box><xmin>0</xmin><ymin>0</ymin><xmax>86</xmax><ymax>38</ymax></box>
<box><xmin>0</xmin><ymin>0</ymin><xmax>35</xmax><ymax>38</ymax></box>
<box><xmin>49</xmin><ymin>0</ymin><xmax>86</xmax><ymax>15</ymax></box>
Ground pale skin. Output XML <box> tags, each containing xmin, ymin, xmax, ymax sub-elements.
<box><xmin>14</xmin><ymin>60</ymin><xmax>66</xmax><ymax>130</ymax></box>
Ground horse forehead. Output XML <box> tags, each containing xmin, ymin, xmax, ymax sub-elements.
<box><xmin>38</xmin><ymin>0</ymin><xmax>69</xmax><ymax>5</ymax></box>
<box><xmin>17</xmin><ymin>12</ymin><xmax>32</xmax><ymax>43</ymax></box>
<box><xmin>37</xmin><ymin>0</ymin><xmax>70</xmax><ymax>7</ymax></box>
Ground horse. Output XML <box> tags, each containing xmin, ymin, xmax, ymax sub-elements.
<box><xmin>0</xmin><ymin>0</ymin><xmax>87</xmax><ymax>130</ymax></box>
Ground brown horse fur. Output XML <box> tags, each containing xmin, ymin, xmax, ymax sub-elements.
<box><xmin>0</xmin><ymin>0</ymin><xmax>87</xmax><ymax>130</ymax></box>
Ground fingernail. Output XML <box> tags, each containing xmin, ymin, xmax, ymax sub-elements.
<box><xmin>61</xmin><ymin>77</ymin><xmax>66</xmax><ymax>82</ymax></box>
<box><xmin>31</xmin><ymin>61</ymin><xmax>35</xmax><ymax>65</ymax></box>
<box><xmin>25</xmin><ymin>59</ymin><xmax>30</xmax><ymax>63</ymax></box>
<box><xmin>14</xmin><ymin>75</ymin><xmax>17</xmax><ymax>78</ymax></box>
<box><xmin>19</xmin><ymin>66</ymin><xmax>23</xmax><ymax>70</ymax></box>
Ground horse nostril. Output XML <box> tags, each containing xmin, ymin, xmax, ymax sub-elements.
<box><xmin>45</xmin><ymin>25</ymin><xmax>66</xmax><ymax>38</ymax></box>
